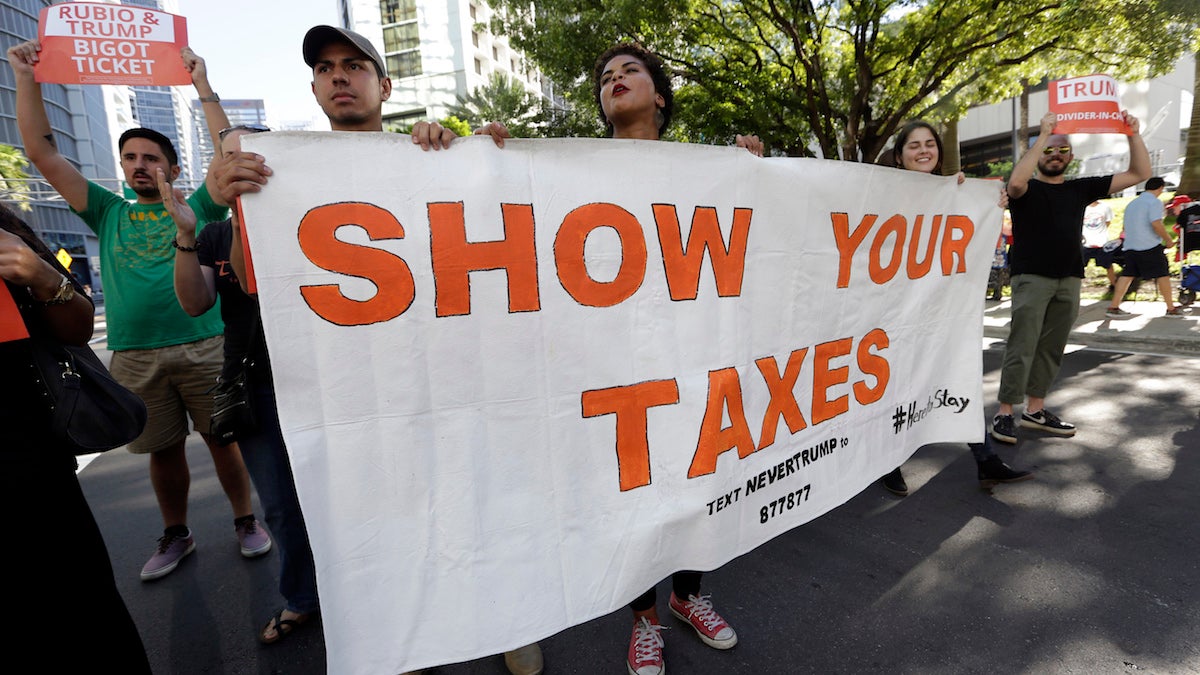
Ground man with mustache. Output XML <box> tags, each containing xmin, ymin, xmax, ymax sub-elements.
<box><xmin>7</xmin><ymin>41</ymin><xmax>269</xmax><ymax>581</ymax></box>
<box><xmin>991</xmin><ymin>110</ymin><xmax>1150</xmax><ymax>444</ymax></box>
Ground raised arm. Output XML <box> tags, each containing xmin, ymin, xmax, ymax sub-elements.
<box><xmin>182</xmin><ymin>47</ymin><xmax>231</xmax><ymax>153</ymax></box>
<box><xmin>1108</xmin><ymin>112</ymin><xmax>1150</xmax><ymax>194</ymax></box>
<box><xmin>1007</xmin><ymin>112</ymin><xmax>1055</xmax><ymax>200</ymax></box>
<box><xmin>8</xmin><ymin>41</ymin><xmax>89</xmax><ymax>212</ymax></box>
<box><xmin>159</xmin><ymin>168</ymin><xmax>217</xmax><ymax>315</ymax></box>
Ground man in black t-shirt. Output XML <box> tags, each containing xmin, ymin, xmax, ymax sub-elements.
<box><xmin>991</xmin><ymin>110</ymin><xmax>1150</xmax><ymax>445</ymax></box>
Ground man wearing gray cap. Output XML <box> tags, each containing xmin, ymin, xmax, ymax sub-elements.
<box><xmin>209</xmin><ymin>24</ymin><xmax>541</xmax><ymax>675</ymax></box>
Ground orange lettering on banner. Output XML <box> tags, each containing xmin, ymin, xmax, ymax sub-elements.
<box><xmin>428</xmin><ymin>202</ymin><xmax>540</xmax><ymax>317</ymax></box>
<box><xmin>832</xmin><ymin>212</ymin><xmax>876</xmax><ymax>288</ymax></box>
<box><xmin>853</xmin><ymin>329</ymin><xmax>890</xmax><ymax>404</ymax></box>
<box><xmin>905</xmin><ymin>215</ymin><xmax>942</xmax><ymax>279</ymax></box>
<box><xmin>651</xmin><ymin>204</ymin><xmax>752</xmax><ymax>300</ymax></box>
<box><xmin>832</xmin><ymin>212</ymin><xmax>974</xmax><ymax>287</ymax></box>
<box><xmin>554</xmin><ymin>203</ymin><xmax>647</xmax><ymax>307</ymax></box>
<box><xmin>868</xmin><ymin>214</ymin><xmax>906</xmax><ymax>284</ymax></box>
<box><xmin>297</xmin><ymin>202</ymin><xmax>415</xmax><ymax>326</ymax></box>
<box><xmin>582</xmin><ymin>379</ymin><xmax>680</xmax><ymax>492</ymax></box>
<box><xmin>688</xmin><ymin>368</ymin><xmax>757</xmax><ymax>478</ymax></box>
<box><xmin>939</xmin><ymin>215</ymin><xmax>972</xmax><ymax>275</ymax></box>
<box><xmin>812</xmin><ymin>337</ymin><xmax>852</xmax><ymax>425</ymax></box>
<box><xmin>755</xmin><ymin>350</ymin><xmax>808</xmax><ymax>450</ymax></box>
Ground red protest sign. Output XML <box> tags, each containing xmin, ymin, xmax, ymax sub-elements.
<box><xmin>35</xmin><ymin>2</ymin><xmax>189</xmax><ymax>86</ymax></box>
<box><xmin>1048</xmin><ymin>75</ymin><xmax>1131</xmax><ymax>135</ymax></box>
<box><xmin>0</xmin><ymin>284</ymin><xmax>30</xmax><ymax>343</ymax></box>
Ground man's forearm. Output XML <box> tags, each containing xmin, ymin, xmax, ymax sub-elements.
<box><xmin>15</xmin><ymin>70</ymin><xmax>57</xmax><ymax>165</ymax></box>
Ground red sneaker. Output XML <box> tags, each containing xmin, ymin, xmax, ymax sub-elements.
<box><xmin>668</xmin><ymin>593</ymin><xmax>737</xmax><ymax>649</ymax></box>
<box><xmin>627</xmin><ymin>617</ymin><xmax>666</xmax><ymax>675</ymax></box>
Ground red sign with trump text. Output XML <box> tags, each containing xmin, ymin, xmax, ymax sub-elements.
<box><xmin>1049</xmin><ymin>75</ymin><xmax>1131</xmax><ymax>135</ymax></box>
<box><xmin>36</xmin><ymin>2</ymin><xmax>189</xmax><ymax>86</ymax></box>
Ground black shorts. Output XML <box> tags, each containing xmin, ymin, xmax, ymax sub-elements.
<box><xmin>1119</xmin><ymin>245</ymin><xmax>1170</xmax><ymax>280</ymax></box>
<box><xmin>1082</xmin><ymin>246</ymin><xmax>1115</xmax><ymax>268</ymax></box>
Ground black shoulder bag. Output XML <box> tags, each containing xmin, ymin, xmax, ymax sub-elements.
<box><xmin>209</xmin><ymin>318</ymin><xmax>260</xmax><ymax>445</ymax></box>
<box><xmin>31</xmin><ymin>340</ymin><xmax>149</xmax><ymax>454</ymax></box>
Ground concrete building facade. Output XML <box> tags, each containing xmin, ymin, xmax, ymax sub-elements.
<box><xmin>0</xmin><ymin>0</ymin><xmax>121</xmax><ymax>290</ymax></box>
<box><xmin>338</xmin><ymin>0</ymin><xmax>548</xmax><ymax>129</ymax></box>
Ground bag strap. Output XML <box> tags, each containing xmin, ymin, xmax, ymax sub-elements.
<box><xmin>49</xmin><ymin>348</ymin><xmax>82</xmax><ymax>432</ymax></box>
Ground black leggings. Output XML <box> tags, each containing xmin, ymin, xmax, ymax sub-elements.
<box><xmin>629</xmin><ymin>571</ymin><xmax>703</xmax><ymax>612</ymax></box>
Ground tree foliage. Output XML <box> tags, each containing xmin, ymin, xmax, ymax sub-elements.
<box><xmin>449</xmin><ymin>72</ymin><xmax>546</xmax><ymax>137</ymax></box>
<box><xmin>0</xmin><ymin>144</ymin><xmax>31</xmax><ymax>211</ymax></box>
<box><xmin>492</xmin><ymin>0</ymin><xmax>1194</xmax><ymax>161</ymax></box>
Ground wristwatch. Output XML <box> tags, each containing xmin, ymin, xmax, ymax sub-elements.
<box><xmin>199</xmin><ymin>93</ymin><xmax>221</xmax><ymax>103</ymax></box>
<box><xmin>34</xmin><ymin>274</ymin><xmax>76</xmax><ymax>306</ymax></box>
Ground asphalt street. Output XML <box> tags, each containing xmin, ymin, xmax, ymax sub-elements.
<box><xmin>80</xmin><ymin>334</ymin><xmax>1200</xmax><ymax>674</ymax></box>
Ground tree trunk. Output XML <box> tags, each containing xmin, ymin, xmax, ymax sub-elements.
<box><xmin>941</xmin><ymin>120</ymin><xmax>961</xmax><ymax>176</ymax></box>
<box><xmin>1017</xmin><ymin>78</ymin><xmax>1031</xmax><ymax>156</ymax></box>
<box><xmin>1178</xmin><ymin>49</ymin><xmax>1200</xmax><ymax>197</ymax></box>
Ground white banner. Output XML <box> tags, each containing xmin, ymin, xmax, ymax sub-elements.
<box><xmin>240</xmin><ymin>133</ymin><xmax>999</xmax><ymax>674</ymax></box>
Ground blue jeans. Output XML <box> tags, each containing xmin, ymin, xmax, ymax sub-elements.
<box><xmin>241</xmin><ymin>373</ymin><xmax>320</xmax><ymax>615</ymax></box>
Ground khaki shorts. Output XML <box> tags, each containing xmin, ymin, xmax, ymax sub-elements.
<box><xmin>108</xmin><ymin>335</ymin><xmax>225</xmax><ymax>454</ymax></box>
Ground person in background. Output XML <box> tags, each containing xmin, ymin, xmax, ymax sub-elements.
<box><xmin>1082</xmin><ymin>198</ymin><xmax>1118</xmax><ymax>296</ymax></box>
<box><xmin>7</xmin><ymin>40</ymin><xmax>269</xmax><ymax>582</ymax></box>
<box><xmin>1105</xmin><ymin>177</ymin><xmax>1183</xmax><ymax>318</ymax></box>
<box><xmin>167</xmin><ymin>121</ymin><xmax>323</xmax><ymax>644</ymax></box>
<box><xmin>992</xmin><ymin>111</ymin><xmax>1150</xmax><ymax>444</ymax></box>
<box><xmin>0</xmin><ymin>203</ymin><xmax>151</xmax><ymax>671</ymax></box>
<box><xmin>878</xmin><ymin>121</ymin><xmax>1032</xmax><ymax>497</ymax></box>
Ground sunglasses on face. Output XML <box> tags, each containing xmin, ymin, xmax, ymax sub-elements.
<box><xmin>218</xmin><ymin>124</ymin><xmax>271</xmax><ymax>141</ymax></box>
<box><xmin>1042</xmin><ymin>146</ymin><xmax>1071</xmax><ymax>155</ymax></box>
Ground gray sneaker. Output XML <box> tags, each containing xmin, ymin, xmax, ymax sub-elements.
<box><xmin>140</xmin><ymin>529</ymin><xmax>196</xmax><ymax>581</ymax></box>
<box><xmin>991</xmin><ymin>414</ymin><xmax>1017</xmax><ymax>444</ymax></box>
<box><xmin>1019</xmin><ymin>409</ymin><xmax>1076</xmax><ymax>437</ymax></box>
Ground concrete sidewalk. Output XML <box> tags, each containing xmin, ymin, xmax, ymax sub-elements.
<box><xmin>983</xmin><ymin>294</ymin><xmax>1200</xmax><ymax>356</ymax></box>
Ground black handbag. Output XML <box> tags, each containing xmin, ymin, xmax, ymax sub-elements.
<box><xmin>209</xmin><ymin>361</ymin><xmax>257</xmax><ymax>445</ymax></box>
<box><xmin>209</xmin><ymin>317</ymin><xmax>261</xmax><ymax>445</ymax></box>
<box><xmin>31</xmin><ymin>339</ymin><xmax>148</xmax><ymax>454</ymax></box>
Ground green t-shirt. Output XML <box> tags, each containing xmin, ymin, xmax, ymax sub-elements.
<box><xmin>75</xmin><ymin>181</ymin><xmax>228</xmax><ymax>350</ymax></box>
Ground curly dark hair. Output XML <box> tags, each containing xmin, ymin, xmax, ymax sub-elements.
<box><xmin>592</xmin><ymin>43</ymin><xmax>674</xmax><ymax>138</ymax></box>
<box><xmin>891</xmin><ymin>120</ymin><xmax>944</xmax><ymax>175</ymax></box>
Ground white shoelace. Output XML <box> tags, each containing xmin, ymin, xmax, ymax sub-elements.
<box><xmin>680</xmin><ymin>594</ymin><xmax>724</xmax><ymax>630</ymax></box>
<box><xmin>632</xmin><ymin>617</ymin><xmax>666</xmax><ymax>662</ymax></box>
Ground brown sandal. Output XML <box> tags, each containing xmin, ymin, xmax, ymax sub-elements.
<box><xmin>259</xmin><ymin>609</ymin><xmax>313</xmax><ymax>644</ymax></box>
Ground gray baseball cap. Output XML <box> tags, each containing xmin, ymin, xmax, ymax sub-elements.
<box><xmin>302</xmin><ymin>25</ymin><xmax>387</xmax><ymax>78</ymax></box>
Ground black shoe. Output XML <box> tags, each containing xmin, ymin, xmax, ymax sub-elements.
<box><xmin>977</xmin><ymin>456</ymin><xmax>1034</xmax><ymax>489</ymax></box>
<box><xmin>881</xmin><ymin>467</ymin><xmax>908</xmax><ymax>497</ymax></box>
<box><xmin>991</xmin><ymin>414</ymin><xmax>1017</xmax><ymax>444</ymax></box>
<box><xmin>1019</xmin><ymin>409</ymin><xmax>1076</xmax><ymax>437</ymax></box>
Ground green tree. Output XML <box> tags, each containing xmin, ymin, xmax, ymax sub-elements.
<box><xmin>449</xmin><ymin>72</ymin><xmax>545</xmax><ymax>136</ymax></box>
<box><xmin>492</xmin><ymin>0</ymin><xmax>1194</xmax><ymax>160</ymax></box>
<box><xmin>0</xmin><ymin>144</ymin><xmax>31</xmax><ymax>211</ymax></box>
<box><xmin>1159</xmin><ymin>0</ymin><xmax>1200</xmax><ymax>196</ymax></box>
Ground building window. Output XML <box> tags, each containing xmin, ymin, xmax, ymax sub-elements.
<box><xmin>474</xmin><ymin>58</ymin><xmax>483</xmax><ymax>75</ymax></box>
<box><xmin>387</xmin><ymin>51</ymin><xmax>423</xmax><ymax>79</ymax></box>
<box><xmin>384</xmin><ymin>109</ymin><xmax>429</xmax><ymax>130</ymax></box>
<box><xmin>469</xmin><ymin>4</ymin><xmax>477</xmax><ymax>19</ymax></box>
<box><xmin>383</xmin><ymin>22</ymin><xmax>420</xmax><ymax>52</ymax></box>
<box><xmin>492</xmin><ymin>45</ymin><xmax>499</xmax><ymax>61</ymax></box>
<box><xmin>472</xmin><ymin>31</ymin><xmax>479</xmax><ymax>47</ymax></box>
<box><xmin>380</xmin><ymin>0</ymin><xmax>417</xmax><ymax>23</ymax></box>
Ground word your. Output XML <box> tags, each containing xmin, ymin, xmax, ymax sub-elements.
<box><xmin>296</xmin><ymin>201</ymin><xmax>751</xmax><ymax>325</ymax></box>
<box><xmin>583</xmin><ymin>330</ymin><xmax>888</xmax><ymax>491</ymax></box>
<box><xmin>832</xmin><ymin>212</ymin><xmax>974</xmax><ymax>287</ymax></box>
